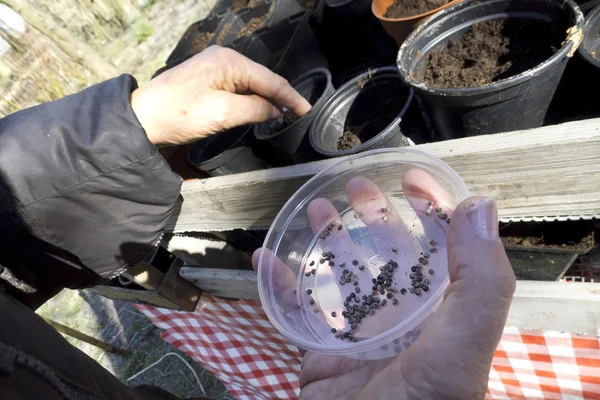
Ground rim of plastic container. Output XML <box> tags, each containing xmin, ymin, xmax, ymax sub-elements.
<box><xmin>258</xmin><ymin>148</ymin><xmax>470</xmax><ymax>355</ymax></box>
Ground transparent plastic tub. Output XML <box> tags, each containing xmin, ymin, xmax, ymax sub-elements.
<box><xmin>257</xmin><ymin>148</ymin><xmax>470</xmax><ymax>359</ymax></box>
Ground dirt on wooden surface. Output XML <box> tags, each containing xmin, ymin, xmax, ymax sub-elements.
<box><xmin>237</xmin><ymin>16</ymin><xmax>267</xmax><ymax>38</ymax></box>
<box><xmin>423</xmin><ymin>20</ymin><xmax>562</xmax><ymax>88</ymax></box>
<box><xmin>337</xmin><ymin>130</ymin><xmax>363</xmax><ymax>150</ymax></box>
<box><xmin>502</xmin><ymin>234</ymin><xmax>594</xmax><ymax>251</ymax></box>
<box><xmin>384</xmin><ymin>0</ymin><xmax>448</xmax><ymax>19</ymax></box>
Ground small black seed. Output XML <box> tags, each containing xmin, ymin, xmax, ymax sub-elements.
<box><xmin>369</xmin><ymin>309</ymin><xmax>376</xmax><ymax>315</ymax></box>
<box><xmin>411</xmin><ymin>266</ymin><xmax>418</xmax><ymax>273</ymax></box>
<box><xmin>416</xmin><ymin>276</ymin><xmax>423</xmax><ymax>283</ymax></box>
<box><xmin>314</xmin><ymin>308</ymin><xmax>319</xmax><ymax>313</ymax></box>
<box><xmin>389</xmin><ymin>259</ymin><xmax>394</xmax><ymax>265</ymax></box>
<box><xmin>373</xmin><ymin>297</ymin><xmax>380</xmax><ymax>303</ymax></box>
<box><xmin>305</xmin><ymin>271</ymin><xmax>311</xmax><ymax>277</ymax></box>
<box><xmin>415</xmin><ymin>288</ymin><xmax>422</xmax><ymax>296</ymax></box>
<box><xmin>331</xmin><ymin>328</ymin><xmax>337</xmax><ymax>333</ymax></box>
<box><xmin>422</xmin><ymin>284</ymin><xmax>429</xmax><ymax>292</ymax></box>
<box><xmin>320</xmin><ymin>259</ymin><xmax>325</xmax><ymax>264</ymax></box>
<box><xmin>293</xmin><ymin>289</ymin><xmax>297</xmax><ymax>294</ymax></box>
<box><xmin>381</xmin><ymin>299</ymin><xmax>387</xmax><ymax>306</ymax></box>
<box><xmin>386</xmin><ymin>271</ymin><xmax>393</xmax><ymax>277</ymax></box>
<box><xmin>422</xmin><ymin>259</ymin><xmax>429</xmax><ymax>266</ymax></box>
<box><xmin>436</xmin><ymin>207</ymin><xmax>442</xmax><ymax>213</ymax></box>
<box><xmin>309</xmin><ymin>298</ymin><xmax>315</xmax><ymax>305</ymax></box>
<box><xmin>338</xmin><ymin>224</ymin><xmax>343</xmax><ymax>230</ymax></box>
<box><xmin>354</xmin><ymin>297</ymin><xmax>360</xmax><ymax>303</ymax></box>
<box><xmin>410</xmin><ymin>288</ymin><xmax>415</xmax><ymax>294</ymax></box>
<box><xmin>344</xmin><ymin>301</ymin><xmax>349</xmax><ymax>307</ymax></box>
<box><xmin>355</xmin><ymin>287</ymin><xmax>361</xmax><ymax>293</ymax></box>
<box><xmin>343</xmin><ymin>269</ymin><xmax>349</xmax><ymax>274</ymax></box>
<box><xmin>392</xmin><ymin>298</ymin><xmax>399</xmax><ymax>306</ymax></box>
<box><xmin>409</xmin><ymin>273</ymin><xmax>415</xmax><ymax>279</ymax></box>
<box><xmin>351</xmin><ymin>323</ymin><xmax>357</xmax><ymax>329</ymax></box>
<box><xmin>372</xmin><ymin>285</ymin><xmax>378</xmax><ymax>291</ymax></box>
<box><xmin>440</xmin><ymin>213</ymin><xmax>448</xmax><ymax>220</ymax></box>
<box><xmin>352</xmin><ymin>260</ymin><xmax>359</xmax><ymax>266</ymax></box>
<box><xmin>365</xmin><ymin>298</ymin><xmax>372</xmax><ymax>305</ymax></box>
<box><xmin>386</xmin><ymin>292</ymin><xmax>393</xmax><ymax>299</ymax></box>
<box><xmin>379</xmin><ymin>266</ymin><xmax>385</xmax><ymax>271</ymax></box>
<box><xmin>400</xmin><ymin>288</ymin><xmax>407</xmax><ymax>295</ymax></box>
<box><xmin>392</xmin><ymin>247</ymin><xmax>398</xmax><ymax>253</ymax></box>
<box><xmin>371</xmin><ymin>278</ymin><xmax>377</xmax><ymax>284</ymax></box>
<box><xmin>345</xmin><ymin>276</ymin><xmax>352</xmax><ymax>283</ymax></box>
<box><xmin>447</xmin><ymin>218</ymin><xmax>451</xmax><ymax>224</ymax></box>
<box><xmin>411</xmin><ymin>280</ymin><xmax>417</xmax><ymax>286</ymax></box>
<box><xmin>423</xmin><ymin>253</ymin><xmax>430</xmax><ymax>259</ymax></box>
<box><xmin>430</xmin><ymin>240</ymin><xmax>437</xmax><ymax>246</ymax></box>
<box><xmin>430</xmin><ymin>247</ymin><xmax>438</xmax><ymax>253</ymax></box>
<box><xmin>353</xmin><ymin>304</ymin><xmax>360</xmax><ymax>311</ymax></box>
<box><xmin>428</xmin><ymin>269</ymin><xmax>435</xmax><ymax>275</ymax></box>
<box><xmin>353</xmin><ymin>281</ymin><xmax>359</xmax><ymax>286</ymax></box>
<box><xmin>349</xmin><ymin>293</ymin><xmax>356</xmax><ymax>299</ymax></box>
<box><xmin>311</xmin><ymin>269</ymin><xmax>317</xmax><ymax>275</ymax></box>
<box><xmin>419</xmin><ymin>257</ymin><xmax>425</xmax><ymax>264</ymax></box>
<box><xmin>327</xmin><ymin>225</ymin><xmax>332</xmax><ymax>231</ymax></box>
<box><xmin>372</xmin><ymin>291</ymin><xmax>377</xmax><ymax>296</ymax></box>
<box><xmin>362</xmin><ymin>295</ymin><xmax>367</xmax><ymax>300</ymax></box>
<box><xmin>329</xmin><ymin>261</ymin><xmax>335</xmax><ymax>267</ymax></box>
<box><xmin>359</xmin><ymin>265</ymin><xmax>365</xmax><ymax>271</ymax></box>
<box><xmin>413</xmin><ymin>283</ymin><xmax>420</xmax><ymax>289</ymax></box>
<box><xmin>424</xmin><ymin>279</ymin><xmax>430</xmax><ymax>285</ymax></box>
<box><xmin>310</xmin><ymin>261</ymin><xmax>315</xmax><ymax>266</ymax></box>
<box><xmin>348</xmin><ymin>318</ymin><xmax>355</xmax><ymax>324</ymax></box>
<box><xmin>331</xmin><ymin>254</ymin><xmax>336</xmax><ymax>259</ymax></box>
<box><xmin>306</xmin><ymin>289</ymin><xmax>312</xmax><ymax>295</ymax></box>
<box><xmin>392</xmin><ymin>262</ymin><xmax>398</xmax><ymax>269</ymax></box>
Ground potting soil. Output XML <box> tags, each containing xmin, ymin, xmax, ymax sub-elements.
<box><xmin>237</xmin><ymin>16</ymin><xmax>267</xmax><ymax>38</ymax></box>
<box><xmin>502</xmin><ymin>234</ymin><xmax>593</xmax><ymax>251</ymax></box>
<box><xmin>232</xmin><ymin>0</ymin><xmax>265</xmax><ymax>12</ymax></box>
<box><xmin>337</xmin><ymin>130</ymin><xmax>362</xmax><ymax>150</ymax></box>
<box><xmin>190</xmin><ymin>32</ymin><xmax>214</xmax><ymax>54</ymax></box>
<box><xmin>384</xmin><ymin>0</ymin><xmax>449</xmax><ymax>19</ymax></box>
<box><xmin>423</xmin><ymin>20</ymin><xmax>562</xmax><ymax>88</ymax></box>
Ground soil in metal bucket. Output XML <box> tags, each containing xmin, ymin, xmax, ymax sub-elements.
<box><xmin>190</xmin><ymin>32</ymin><xmax>214</xmax><ymax>54</ymax></box>
<box><xmin>384</xmin><ymin>0</ymin><xmax>449</xmax><ymax>19</ymax></box>
<box><xmin>423</xmin><ymin>19</ymin><xmax>564</xmax><ymax>88</ymax></box>
<box><xmin>336</xmin><ymin>73</ymin><xmax>408</xmax><ymax>151</ymax></box>
<box><xmin>232</xmin><ymin>0</ymin><xmax>265</xmax><ymax>12</ymax></box>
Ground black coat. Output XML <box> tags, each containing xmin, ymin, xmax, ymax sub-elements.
<box><xmin>0</xmin><ymin>74</ymin><xmax>182</xmax><ymax>307</ymax></box>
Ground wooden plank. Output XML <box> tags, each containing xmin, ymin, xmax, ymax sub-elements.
<box><xmin>161</xmin><ymin>234</ymin><xmax>252</xmax><ymax>270</ymax></box>
<box><xmin>166</xmin><ymin>118</ymin><xmax>600</xmax><ymax>232</ymax></box>
<box><xmin>180</xmin><ymin>267</ymin><xmax>260</xmax><ymax>300</ymax></box>
<box><xmin>507</xmin><ymin>281</ymin><xmax>600</xmax><ymax>336</ymax></box>
<box><xmin>90</xmin><ymin>286</ymin><xmax>184</xmax><ymax>310</ymax></box>
<box><xmin>179</xmin><ymin>268</ymin><xmax>600</xmax><ymax>335</ymax></box>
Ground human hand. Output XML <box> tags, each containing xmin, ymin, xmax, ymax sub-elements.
<box><xmin>131</xmin><ymin>46</ymin><xmax>311</xmax><ymax>147</ymax></box>
<box><xmin>252</xmin><ymin>172</ymin><xmax>515</xmax><ymax>400</ymax></box>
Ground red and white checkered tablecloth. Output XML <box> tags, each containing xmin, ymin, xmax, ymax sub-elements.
<box><xmin>137</xmin><ymin>294</ymin><xmax>600</xmax><ymax>400</ymax></box>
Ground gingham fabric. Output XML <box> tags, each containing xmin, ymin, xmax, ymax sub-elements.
<box><xmin>137</xmin><ymin>295</ymin><xmax>600</xmax><ymax>400</ymax></box>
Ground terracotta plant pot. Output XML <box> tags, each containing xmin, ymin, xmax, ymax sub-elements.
<box><xmin>372</xmin><ymin>0</ymin><xmax>462</xmax><ymax>46</ymax></box>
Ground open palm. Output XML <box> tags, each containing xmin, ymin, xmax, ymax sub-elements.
<box><xmin>253</xmin><ymin>172</ymin><xmax>515</xmax><ymax>400</ymax></box>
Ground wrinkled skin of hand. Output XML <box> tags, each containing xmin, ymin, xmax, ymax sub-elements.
<box><xmin>130</xmin><ymin>45</ymin><xmax>311</xmax><ymax>147</ymax></box>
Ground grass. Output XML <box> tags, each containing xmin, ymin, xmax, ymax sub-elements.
<box><xmin>133</xmin><ymin>19</ymin><xmax>154</xmax><ymax>43</ymax></box>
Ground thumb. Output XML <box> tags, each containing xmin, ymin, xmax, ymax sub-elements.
<box><xmin>401</xmin><ymin>197</ymin><xmax>515</xmax><ymax>397</ymax></box>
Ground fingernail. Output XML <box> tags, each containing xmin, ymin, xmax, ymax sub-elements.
<box><xmin>467</xmin><ymin>197</ymin><xmax>499</xmax><ymax>241</ymax></box>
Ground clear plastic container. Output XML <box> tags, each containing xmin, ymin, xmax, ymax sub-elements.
<box><xmin>257</xmin><ymin>148</ymin><xmax>470</xmax><ymax>359</ymax></box>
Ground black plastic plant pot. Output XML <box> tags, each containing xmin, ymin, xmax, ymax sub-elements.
<box><xmin>165</xmin><ymin>14</ymin><xmax>225</xmax><ymax>67</ymax></box>
<box><xmin>325</xmin><ymin>0</ymin><xmax>371</xmax><ymax>21</ymax></box>
<box><xmin>397</xmin><ymin>0</ymin><xmax>585</xmax><ymax>140</ymax></box>
<box><xmin>188</xmin><ymin>126</ymin><xmax>270</xmax><ymax>176</ymax></box>
<box><xmin>254</xmin><ymin>68</ymin><xmax>335</xmax><ymax>159</ymax></box>
<box><xmin>309</xmin><ymin>66</ymin><xmax>414</xmax><ymax>157</ymax></box>
<box><xmin>236</xmin><ymin>13</ymin><xmax>328</xmax><ymax>80</ymax></box>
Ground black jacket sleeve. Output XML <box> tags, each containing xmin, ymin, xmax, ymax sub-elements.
<box><xmin>0</xmin><ymin>74</ymin><xmax>182</xmax><ymax>307</ymax></box>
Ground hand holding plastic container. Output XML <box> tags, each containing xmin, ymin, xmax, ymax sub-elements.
<box><xmin>253</xmin><ymin>148</ymin><xmax>515</xmax><ymax>362</ymax></box>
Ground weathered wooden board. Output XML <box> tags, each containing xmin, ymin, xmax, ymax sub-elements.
<box><xmin>166</xmin><ymin>118</ymin><xmax>600</xmax><ymax>233</ymax></box>
<box><xmin>179</xmin><ymin>266</ymin><xmax>600</xmax><ymax>335</ymax></box>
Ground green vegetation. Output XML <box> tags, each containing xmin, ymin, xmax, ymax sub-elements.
<box><xmin>133</xmin><ymin>19</ymin><xmax>154</xmax><ymax>43</ymax></box>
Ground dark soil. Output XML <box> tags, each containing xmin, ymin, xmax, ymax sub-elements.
<box><xmin>237</xmin><ymin>16</ymin><xmax>266</xmax><ymax>38</ymax></box>
<box><xmin>190</xmin><ymin>32</ymin><xmax>213</xmax><ymax>54</ymax></box>
<box><xmin>337</xmin><ymin>72</ymin><xmax>409</xmax><ymax>151</ymax></box>
<box><xmin>232</xmin><ymin>0</ymin><xmax>265</xmax><ymax>12</ymax></box>
<box><xmin>337</xmin><ymin>130</ymin><xmax>362</xmax><ymax>150</ymax></box>
<box><xmin>214</xmin><ymin>22</ymin><xmax>233</xmax><ymax>45</ymax></box>
<box><xmin>384</xmin><ymin>0</ymin><xmax>448</xmax><ymax>19</ymax></box>
<box><xmin>423</xmin><ymin>20</ymin><xmax>563</xmax><ymax>88</ymax></box>
<box><xmin>297</xmin><ymin>0</ymin><xmax>316</xmax><ymax>10</ymax></box>
<box><xmin>502</xmin><ymin>234</ymin><xmax>594</xmax><ymax>251</ymax></box>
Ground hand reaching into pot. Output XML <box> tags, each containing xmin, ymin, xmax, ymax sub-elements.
<box><xmin>252</xmin><ymin>171</ymin><xmax>515</xmax><ymax>400</ymax></box>
<box><xmin>131</xmin><ymin>46</ymin><xmax>311</xmax><ymax>147</ymax></box>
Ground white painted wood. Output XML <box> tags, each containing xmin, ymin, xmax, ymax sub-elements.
<box><xmin>179</xmin><ymin>268</ymin><xmax>600</xmax><ymax>335</ymax></box>
<box><xmin>166</xmin><ymin>118</ymin><xmax>600</xmax><ymax>232</ymax></box>
<box><xmin>508</xmin><ymin>281</ymin><xmax>600</xmax><ymax>336</ymax></box>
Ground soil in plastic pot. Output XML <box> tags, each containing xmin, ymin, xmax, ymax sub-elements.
<box><xmin>422</xmin><ymin>20</ymin><xmax>562</xmax><ymax>88</ymax></box>
<box><xmin>384</xmin><ymin>0</ymin><xmax>449</xmax><ymax>18</ymax></box>
<box><xmin>397</xmin><ymin>0</ymin><xmax>584</xmax><ymax>139</ymax></box>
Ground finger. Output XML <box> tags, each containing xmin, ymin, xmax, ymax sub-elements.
<box><xmin>217</xmin><ymin>93</ymin><xmax>282</xmax><ymax>131</ymax></box>
<box><xmin>402</xmin><ymin>196</ymin><xmax>515</xmax><ymax>397</ymax></box>
<box><xmin>252</xmin><ymin>248</ymin><xmax>298</xmax><ymax>309</ymax></box>
<box><xmin>239</xmin><ymin>56</ymin><xmax>312</xmax><ymax>116</ymax></box>
<box><xmin>402</xmin><ymin>168</ymin><xmax>459</xmax><ymax>219</ymax></box>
